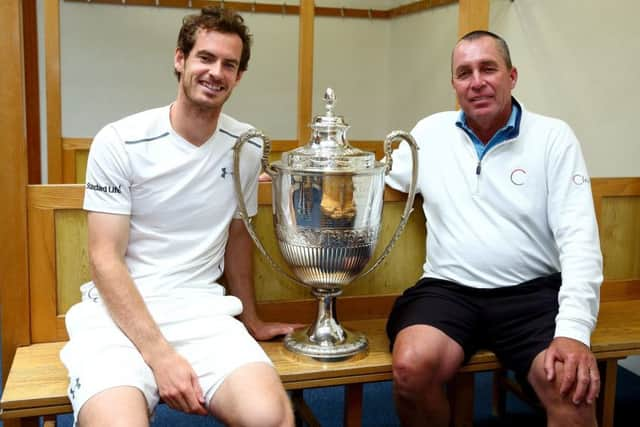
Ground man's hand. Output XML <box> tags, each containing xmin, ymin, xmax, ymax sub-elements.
<box><xmin>244</xmin><ymin>319</ymin><xmax>305</xmax><ymax>341</ymax></box>
<box><xmin>544</xmin><ymin>337</ymin><xmax>600</xmax><ymax>405</ymax></box>
<box><xmin>150</xmin><ymin>349</ymin><xmax>208</xmax><ymax>415</ymax></box>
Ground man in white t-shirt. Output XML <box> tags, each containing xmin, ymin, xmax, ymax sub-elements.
<box><xmin>60</xmin><ymin>7</ymin><xmax>297</xmax><ymax>427</ymax></box>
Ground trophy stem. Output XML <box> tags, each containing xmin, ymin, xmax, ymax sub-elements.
<box><xmin>283</xmin><ymin>287</ymin><xmax>368</xmax><ymax>361</ymax></box>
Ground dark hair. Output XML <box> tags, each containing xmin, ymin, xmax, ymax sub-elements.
<box><xmin>174</xmin><ymin>6</ymin><xmax>252</xmax><ymax>80</ymax></box>
<box><xmin>454</xmin><ymin>30</ymin><xmax>512</xmax><ymax>70</ymax></box>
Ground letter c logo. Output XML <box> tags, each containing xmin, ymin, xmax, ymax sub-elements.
<box><xmin>510</xmin><ymin>168</ymin><xmax>527</xmax><ymax>186</ymax></box>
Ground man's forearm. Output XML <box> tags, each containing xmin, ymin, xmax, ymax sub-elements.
<box><xmin>92</xmin><ymin>259</ymin><xmax>172</xmax><ymax>365</ymax></box>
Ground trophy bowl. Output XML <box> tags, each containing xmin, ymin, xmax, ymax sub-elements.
<box><xmin>234</xmin><ymin>88</ymin><xmax>418</xmax><ymax>360</ymax></box>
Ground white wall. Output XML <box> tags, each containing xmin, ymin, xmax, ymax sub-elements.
<box><xmin>47</xmin><ymin>0</ymin><xmax>640</xmax><ymax>174</ymax></box>
<box><xmin>491</xmin><ymin>0</ymin><xmax>640</xmax><ymax>177</ymax></box>
<box><xmin>314</xmin><ymin>16</ymin><xmax>391</xmax><ymax>139</ymax></box>
<box><xmin>388</xmin><ymin>3</ymin><xmax>458</xmax><ymax>132</ymax></box>
<box><xmin>59</xmin><ymin>1</ymin><xmax>298</xmax><ymax>139</ymax></box>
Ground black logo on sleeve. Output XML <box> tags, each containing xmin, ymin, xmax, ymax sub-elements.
<box><xmin>86</xmin><ymin>182</ymin><xmax>122</xmax><ymax>194</ymax></box>
<box><xmin>69</xmin><ymin>377</ymin><xmax>81</xmax><ymax>401</ymax></box>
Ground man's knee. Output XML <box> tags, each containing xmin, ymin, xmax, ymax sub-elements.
<box><xmin>78</xmin><ymin>386</ymin><xmax>149</xmax><ymax>427</ymax></box>
<box><xmin>238</xmin><ymin>392</ymin><xmax>293</xmax><ymax>427</ymax></box>
<box><xmin>211</xmin><ymin>362</ymin><xmax>293</xmax><ymax>427</ymax></box>
<box><xmin>528</xmin><ymin>359</ymin><xmax>596</xmax><ymax>425</ymax></box>
<box><xmin>393</xmin><ymin>344</ymin><xmax>438</xmax><ymax>389</ymax></box>
<box><xmin>392</xmin><ymin>328</ymin><xmax>462</xmax><ymax>394</ymax></box>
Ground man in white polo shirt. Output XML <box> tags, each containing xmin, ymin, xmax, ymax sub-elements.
<box><xmin>386</xmin><ymin>31</ymin><xmax>602</xmax><ymax>427</ymax></box>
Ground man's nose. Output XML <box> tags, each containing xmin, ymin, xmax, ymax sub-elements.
<box><xmin>470</xmin><ymin>71</ymin><xmax>485</xmax><ymax>89</ymax></box>
<box><xmin>209</xmin><ymin>60</ymin><xmax>223</xmax><ymax>77</ymax></box>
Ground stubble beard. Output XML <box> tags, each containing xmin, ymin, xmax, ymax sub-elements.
<box><xmin>181</xmin><ymin>76</ymin><xmax>231</xmax><ymax>115</ymax></box>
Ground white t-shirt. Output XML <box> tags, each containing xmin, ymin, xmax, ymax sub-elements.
<box><xmin>82</xmin><ymin>105</ymin><xmax>261</xmax><ymax>300</ymax></box>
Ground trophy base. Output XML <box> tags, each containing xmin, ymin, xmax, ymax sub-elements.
<box><xmin>283</xmin><ymin>327</ymin><xmax>368</xmax><ymax>362</ymax></box>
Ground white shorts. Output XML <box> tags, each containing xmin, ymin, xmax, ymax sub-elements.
<box><xmin>60</xmin><ymin>293</ymin><xmax>272</xmax><ymax>422</ymax></box>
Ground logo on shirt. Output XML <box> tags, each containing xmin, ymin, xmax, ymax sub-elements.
<box><xmin>69</xmin><ymin>377</ymin><xmax>81</xmax><ymax>401</ymax></box>
<box><xmin>221</xmin><ymin>167</ymin><xmax>234</xmax><ymax>179</ymax></box>
<box><xmin>510</xmin><ymin>168</ymin><xmax>527</xmax><ymax>186</ymax></box>
<box><xmin>572</xmin><ymin>174</ymin><xmax>590</xmax><ymax>185</ymax></box>
<box><xmin>86</xmin><ymin>182</ymin><xmax>122</xmax><ymax>194</ymax></box>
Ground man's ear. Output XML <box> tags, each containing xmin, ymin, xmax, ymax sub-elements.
<box><xmin>174</xmin><ymin>48</ymin><xmax>185</xmax><ymax>76</ymax></box>
<box><xmin>510</xmin><ymin>66</ymin><xmax>518</xmax><ymax>89</ymax></box>
<box><xmin>235</xmin><ymin>70</ymin><xmax>244</xmax><ymax>84</ymax></box>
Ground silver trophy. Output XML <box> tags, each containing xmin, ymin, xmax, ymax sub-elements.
<box><xmin>234</xmin><ymin>88</ymin><xmax>418</xmax><ymax>360</ymax></box>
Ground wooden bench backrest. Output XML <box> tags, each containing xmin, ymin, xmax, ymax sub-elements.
<box><xmin>26</xmin><ymin>183</ymin><xmax>426</xmax><ymax>343</ymax></box>
<box><xmin>25</xmin><ymin>178</ymin><xmax>640</xmax><ymax>344</ymax></box>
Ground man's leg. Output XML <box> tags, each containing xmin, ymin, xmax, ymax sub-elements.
<box><xmin>78</xmin><ymin>386</ymin><xmax>149</xmax><ymax>427</ymax></box>
<box><xmin>208</xmin><ymin>361</ymin><xmax>293</xmax><ymax>427</ymax></box>
<box><xmin>528</xmin><ymin>351</ymin><xmax>597</xmax><ymax>427</ymax></box>
<box><xmin>392</xmin><ymin>324</ymin><xmax>465</xmax><ymax>427</ymax></box>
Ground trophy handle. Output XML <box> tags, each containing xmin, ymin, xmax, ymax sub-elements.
<box><xmin>233</xmin><ymin>130</ymin><xmax>307</xmax><ymax>287</ymax></box>
<box><xmin>355</xmin><ymin>130</ymin><xmax>420</xmax><ymax>279</ymax></box>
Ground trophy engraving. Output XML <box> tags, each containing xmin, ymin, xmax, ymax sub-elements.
<box><xmin>234</xmin><ymin>88</ymin><xmax>418</xmax><ymax>360</ymax></box>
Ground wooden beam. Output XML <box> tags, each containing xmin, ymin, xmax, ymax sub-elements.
<box><xmin>0</xmin><ymin>0</ymin><xmax>30</xmax><ymax>409</ymax></box>
<box><xmin>457</xmin><ymin>0</ymin><xmax>489</xmax><ymax>38</ymax></box>
<box><xmin>297</xmin><ymin>0</ymin><xmax>314</xmax><ymax>145</ymax></box>
<box><xmin>45</xmin><ymin>0</ymin><xmax>62</xmax><ymax>183</ymax></box>
<box><xmin>64</xmin><ymin>0</ymin><xmax>456</xmax><ymax>18</ymax></box>
<box><xmin>23</xmin><ymin>0</ymin><xmax>41</xmax><ymax>184</ymax></box>
<box><xmin>389</xmin><ymin>0</ymin><xmax>457</xmax><ymax>18</ymax></box>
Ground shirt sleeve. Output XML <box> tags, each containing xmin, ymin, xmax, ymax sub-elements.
<box><xmin>83</xmin><ymin>125</ymin><xmax>133</xmax><ymax>215</ymax></box>
<box><xmin>546</xmin><ymin>122</ymin><xmax>603</xmax><ymax>347</ymax></box>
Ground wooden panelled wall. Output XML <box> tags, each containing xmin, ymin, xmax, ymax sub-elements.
<box><xmin>23</xmin><ymin>178</ymin><xmax>640</xmax><ymax>344</ymax></box>
<box><xmin>43</xmin><ymin>0</ymin><xmax>487</xmax><ymax>183</ymax></box>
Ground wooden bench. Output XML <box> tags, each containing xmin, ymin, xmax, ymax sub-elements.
<box><xmin>2</xmin><ymin>178</ymin><xmax>640</xmax><ymax>427</ymax></box>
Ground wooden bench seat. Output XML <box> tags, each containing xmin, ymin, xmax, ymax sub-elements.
<box><xmin>2</xmin><ymin>178</ymin><xmax>640</xmax><ymax>427</ymax></box>
<box><xmin>4</xmin><ymin>300</ymin><xmax>640</xmax><ymax>426</ymax></box>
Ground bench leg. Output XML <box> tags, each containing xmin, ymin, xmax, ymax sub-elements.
<box><xmin>597</xmin><ymin>359</ymin><xmax>618</xmax><ymax>427</ymax></box>
<box><xmin>491</xmin><ymin>368</ymin><xmax>508</xmax><ymax>417</ymax></box>
<box><xmin>291</xmin><ymin>389</ymin><xmax>321</xmax><ymax>427</ymax></box>
<box><xmin>43</xmin><ymin>415</ymin><xmax>57</xmax><ymax>427</ymax></box>
<box><xmin>448</xmin><ymin>372</ymin><xmax>475</xmax><ymax>427</ymax></box>
<box><xmin>344</xmin><ymin>383</ymin><xmax>363</xmax><ymax>427</ymax></box>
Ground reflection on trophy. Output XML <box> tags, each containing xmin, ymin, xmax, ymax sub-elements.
<box><xmin>234</xmin><ymin>88</ymin><xmax>418</xmax><ymax>360</ymax></box>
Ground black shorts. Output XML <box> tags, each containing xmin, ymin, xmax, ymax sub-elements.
<box><xmin>386</xmin><ymin>273</ymin><xmax>561</xmax><ymax>378</ymax></box>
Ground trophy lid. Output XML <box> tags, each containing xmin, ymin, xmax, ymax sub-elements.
<box><xmin>278</xmin><ymin>88</ymin><xmax>378</xmax><ymax>172</ymax></box>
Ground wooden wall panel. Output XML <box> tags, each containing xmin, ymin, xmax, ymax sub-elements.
<box><xmin>55</xmin><ymin>211</ymin><xmax>90</xmax><ymax>314</ymax></box>
<box><xmin>25</xmin><ymin>179</ymin><xmax>640</xmax><ymax>344</ymax></box>
<box><xmin>45</xmin><ymin>0</ymin><xmax>62</xmax><ymax>183</ymax></box>
<box><xmin>1</xmin><ymin>0</ymin><xmax>30</xmax><ymax>396</ymax></box>
<box><xmin>23</xmin><ymin>0</ymin><xmax>42</xmax><ymax>184</ymax></box>
<box><xmin>297</xmin><ymin>0</ymin><xmax>314</xmax><ymax>144</ymax></box>
<box><xmin>599</xmin><ymin>197</ymin><xmax>640</xmax><ymax>280</ymax></box>
<box><xmin>457</xmin><ymin>0</ymin><xmax>489</xmax><ymax>37</ymax></box>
